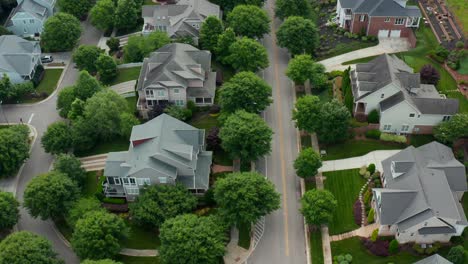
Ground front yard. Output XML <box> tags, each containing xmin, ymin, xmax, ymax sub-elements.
<box><xmin>321</xmin><ymin>140</ymin><xmax>404</xmax><ymax>161</ymax></box>
<box><xmin>323</xmin><ymin>169</ymin><xmax>366</xmax><ymax>235</ymax></box>
<box><xmin>22</xmin><ymin>69</ymin><xmax>63</xmax><ymax>103</ymax></box>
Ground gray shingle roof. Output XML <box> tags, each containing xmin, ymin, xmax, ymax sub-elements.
<box><xmin>411</xmin><ymin>98</ymin><xmax>459</xmax><ymax>115</ymax></box>
<box><xmin>351</xmin><ymin>0</ymin><xmax>421</xmax><ymax>17</ymax></box>
<box><xmin>379</xmin><ymin>91</ymin><xmax>405</xmax><ymax>111</ymax></box>
<box><xmin>413</xmin><ymin>254</ymin><xmax>453</xmax><ymax>264</ymax></box>
<box><xmin>0</xmin><ymin>35</ymin><xmax>41</xmax><ymax>77</ymax></box>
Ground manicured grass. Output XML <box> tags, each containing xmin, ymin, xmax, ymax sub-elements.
<box><xmin>319</xmin><ymin>41</ymin><xmax>378</xmax><ymax>60</ymax></box>
<box><xmin>238</xmin><ymin>222</ymin><xmax>251</xmax><ymax>249</ymax></box>
<box><xmin>457</xmin><ymin>55</ymin><xmax>468</xmax><ymax>75</ymax></box>
<box><xmin>83</xmin><ymin>171</ymin><xmax>98</xmax><ymax>197</ymax></box>
<box><xmin>190</xmin><ymin>114</ymin><xmax>219</xmax><ymax>131</ymax></box>
<box><xmin>122</xmin><ymin>220</ymin><xmax>161</xmax><ymax>249</ymax></box>
<box><xmin>446</xmin><ymin>0</ymin><xmax>468</xmax><ymax>36</ymax></box>
<box><xmin>115</xmin><ymin>255</ymin><xmax>160</xmax><ymax>264</ymax></box>
<box><xmin>110</xmin><ymin>67</ymin><xmax>142</xmax><ymax>86</ymax></box>
<box><xmin>323</xmin><ymin>169</ymin><xmax>366</xmax><ymax>235</ymax></box>
<box><xmin>143</xmin><ymin>0</ymin><xmax>159</xmax><ymax>4</ymax></box>
<box><xmin>23</xmin><ymin>69</ymin><xmax>63</xmax><ymax>103</ymax></box>
<box><xmin>126</xmin><ymin>96</ymin><xmax>138</xmax><ymax>114</ymax></box>
<box><xmin>409</xmin><ymin>135</ymin><xmax>435</xmax><ymax>147</ymax></box>
<box><xmin>310</xmin><ymin>230</ymin><xmax>324</xmax><ymax>264</ymax></box>
<box><xmin>331</xmin><ymin>237</ymin><xmax>424</xmax><ymax>263</ymax></box>
<box><xmin>321</xmin><ymin>140</ymin><xmax>404</xmax><ymax>161</ymax></box>
<box><xmin>75</xmin><ymin>137</ymin><xmax>130</xmax><ymax>157</ymax></box>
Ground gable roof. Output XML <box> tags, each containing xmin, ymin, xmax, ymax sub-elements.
<box><xmin>339</xmin><ymin>0</ymin><xmax>421</xmax><ymax>17</ymax></box>
<box><xmin>374</xmin><ymin>142</ymin><xmax>467</xmax><ymax>233</ymax></box>
<box><xmin>413</xmin><ymin>254</ymin><xmax>453</xmax><ymax>264</ymax></box>
<box><xmin>12</xmin><ymin>0</ymin><xmax>54</xmax><ymax>21</ymax></box>
<box><xmin>0</xmin><ymin>35</ymin><xmax>40</xmax><ymax>76</ymax></box>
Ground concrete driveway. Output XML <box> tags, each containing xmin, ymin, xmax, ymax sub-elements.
<box><xmin>318</xmin><ymin>37</ymin><xmax>411</xmax><ymax>71</ymax></box>
<box><xmin>320</xmin><ymin>150</ymin><xmax>401</xmax><ymax>173</ymax></box>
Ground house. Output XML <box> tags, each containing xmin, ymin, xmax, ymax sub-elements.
<box><xmin>0</xmin><ymin>35</ymin><xmax>41</xmax><ymax>84</ymax></box>
<box><xmin>351</xmin><ymin>54</ymin><xmax>458</xmax><ymax>134</ymax></box>
<box><xmin>141</xmin><ymin>0</ymin><xmax>221</xmax><ymax>44</ymax></box>
<box><xmin>413</xmin><ymin>254</ymin><xmax>452</xmax><ymax>264</ymax></box>
<box><xmin>372</xmin><ymin>141</ymin><xmax>467</xmax><ymax>244</ymax></box>
<box><xmin>136</xmin><ymin>43</ymin><xmax>216</xmax><ymax>118</ymax></box>
<box><xmin>335</xmin><ymin>0</ymin><xmax>421</xmax><ymax>39</ymax></box>
<box><xmin>103</xmin><ymin>114</ymin><xmax>212</xmax><ymax>201</ymax></box>
<box><xmin>6</xmin><ymin>0</ymin><xmax>55</xmax><ymax>37</ymax></box>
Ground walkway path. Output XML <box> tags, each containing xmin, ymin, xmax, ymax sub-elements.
<box><xmin>109</xmin><ymin>80</ymin><xmax>137</xmax><ymax>95</ymax></box>
<box><xmin>318</xmin><ymin>38</ymin><xmax>411</xmax><ymax>71</ymax></box>
<box><xmin>320</xmin><ymin>150</ymin><xmax>401</xmax><ymax>173</ymax></box>
<box><xmin>329</xmin><ymin>223</ymin><xmax>379</xmax><ymax>242</ymax></box>
<box><xmin>79</xmin><ymin>154</ymin><xmax>108</xmax><ymax>171</ymax></box>
<box><xmin>120</xmin><ymin>248</ymin><xmax>158</xmax><ymax>257</ymax></box>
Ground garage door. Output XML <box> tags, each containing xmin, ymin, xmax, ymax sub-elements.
<box><xmin>390</xmin><ymin>30</ymin><xmax>401</xmax><ymax>37</ymax></box>
<box><xmin>378</xmin><ymin>30</ymin><xmax>389</xmax><ymax>38</ymax></box>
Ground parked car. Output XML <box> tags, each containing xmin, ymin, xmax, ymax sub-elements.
<box><xmin>40</xmin><ymin>55</ymin><xmax>53</xmax><ymax>63</ymax></box>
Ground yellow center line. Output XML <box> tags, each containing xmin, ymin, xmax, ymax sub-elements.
<box><xmin>267</xmin><ymin>0</ymin><xmax>290</xmax><ymax>256</ymax></box>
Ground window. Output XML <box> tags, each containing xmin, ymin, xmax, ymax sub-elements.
<box><xmin>129</xmin><ymin>178</ymin><xmax>137</xmax><ymax>185</ymax></box>
<box><xmin>30</xmin><ymin>19</ymin><xmax>35</xmax><ymax>23</ymax></box>
<box><xmin>137</xmin><ymin>178</ymin><xmax>151</xmax><ymax>185</ymax></box>
<box><xmin>147</xmin><ymin>100</ymin><xmax>153</xmax><ymax>106</ymax></box>
<box><xmin>126</xmin><ymin>187</ymin><xmax>139</xmax><ymax>195</ymax></box>
<box><xmin>414</xmin><ymin>127</ymin><xmax>420</xmax><ymax>132</ymax></box>
<box><xmin>145</xmin><ymin>89</ymin><xmax>154</xmax><ymax>97</ymax></box>
<box><xmin>401</xmin><ymin>125</ymin><xmax>409</xmax><ymax>132</ymax></box>
<box><xmin>195</xmin><ymin>98</ymin><xmax>203</xmax><ymax>103</ymax></box>
<box><xmin>381</xmin><ymin>93</ymin><xmax>385</xmax><ymax>98</ymax></box>
<box><xmin>204</xmin><ymin>98</ymin><xmax>212</xmax><ymax>104</ymax></box>
<box><xmin>159</xmin><ymin>177</ymin><xmax>167</xmax><ymax>184</ymax></box>
<box><xmin>383</xmin><ymin>124</ymin><xmax>391</xmax><ymax>131</ymax></box>
<box><xmin>174</xmin><ymin>88</ymin><xmax>180</xmax><ymax>94</ymax></box>
<box><xmin>443</xmin><ymin>115</ymin><xmax>451</xmax><ymax>121</ymax></box>
<box><xmin>157</xmin><ymin>90</ymin><xmax>165</xmax><ymax>96</ymax></box>
<box><xmin>384</xmin><ymin>17</ymin><xmax>390</xmax><ymax>22</ymax></box>
<box><xmin>409</xmin><ymin>113</ymin><xmax>415</xmax><ymax>117</ymax></box>
<box><xmin>122</xmin><ymin>178</ymin><xmax>130</xmax><ymax>185</ymax></box>
<box><xmin>115</xmin><ymin>178</ymin><xmax>121</xmax><ymax>185</ymax></box>
<box><xmin>360</xmin><ymin>15</ymin><xmax>366</xmax><ymax>22</ymax></box>
<box><xmin>175</xmin><ymin>100</ymin><xmax>184</xmax><ymax>106</ymax></box>
<box><xmin>23</xmin><ymin>20</ymin><xmax>26</xmax><ymax>24</ymax></box>
<box><xmin>108</xmin><ymin>177</ymin><xmax>115</xmax><ymax>184</ymax></box>
<box><xmin>395</xmin><ymin>18</ymin><xmax>405</xmax><ymax>25</ymax></box>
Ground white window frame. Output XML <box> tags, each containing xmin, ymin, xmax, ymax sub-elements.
<box><xmin>129</xmin><ymin>177</ymin><xmax>137</xmax><ymax>186</ymax></box>
<box><xmin>159</xmin><ymin>177</ymin><xmax>167</xmax><ymax>184</ymax></box>
<box><xmin>175</xmin><ymin>100</ymin><xmax>184</xmax><ymax>106</ymax></box>
<box><xmin>126</xmin><ymin>187</ymin><xmax>139</xmax><ymax>195</ymax></box>
<box><xmin>401</xmin><ymin>125</ymin><xmax>410</xmax><ymax>132</ymax></box>
<box><xmin>383</xmin><ymin>124</ymin><xmax>392</xmax><ymax>131</ymax></box>
<box><xmin>114</xmin><ymin>178</ymin><xmax>121</xmax><ymax>185</ymax></box>
<box><xmin>395</xmin><ymin>18</ymin><xmax>405</xmax><ymax>25</ymax></box>
<box><xmin>157</xmin><ymin>90</ymin><xmax>165</xmax><ymax>96</ymax></box>
<box><xmin>381</xmin><ymin>93</ymin><xmax>385</xmax><ymax>98</ymax></box>
<box><xmin>174</xmin><ymin>88</ymin><xmax>180</xmax><ymax>94</ymax></box>
<box><xmin>204</xmin><ymin>98</ymin><xmax>212</xmax><ymax>104</ymax></box>
<box><xmin>360</xmin><ymin>15</ymin><xmax>366</xmax><ymax>22</ymax></box>
<box><xmin>122</xmin><ymin>178</ymin><xmax>130</xmax><ymax>185</ymax></box>
<box><xmin>384</xmin><ymin>17</ymin><xmax>390</xmax><ymax>22</ymax></box>
<box><xmin>137</xmin><ymin>178</ymin><xmax>151</xmax><ymax>186</ymax></box>
<box><xmin>145</xmin><ymin>89</ymin><xmax>154</xmax><ymax>97</ymax></box>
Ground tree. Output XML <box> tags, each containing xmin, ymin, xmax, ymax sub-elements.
<box><xmin>217</xmin><ymin>0</ymin><xmax>265</xmax><ymax>11</ymax></box>
<box><xmin>227</xmin><ymin>5</ymin><xmax>270</xmax><ymax>39</ymax></box>
<box><xmin>434</xmin><ymin>113</ymin><xmax>468</xmax><ymax>143</ymax></box>
<box><xmin>206</xmin><ymin>126</ymin><xmax>221</xmax><ymax>151</ymax></box>
<box><xmin>227</xmin><ymin>37</ymin><xmax>268</xmax><ymax>72</ymax></box>
<box><xmin>81</xmin><ymin>260</ymin><xmax>122</xmax><ymax>264</ymax></box>
<box><xmin>0</xmin><ymin>191</ymin><xmax>19</xmax><ymax>230</ymax></box>
<box><xmin>446</xmin><ymin>245</ymin><xmax>465</xmax><ymax>264</ymax></box>
<box><xmin>58</xmin><ymin>0</ymin><xmax>93</xmax><ymax>19</ymax></box>
<box><xmin>42</xmin><ymin>121</ymin><xmax>73</xmax><ymax>154</ymax></box>
<box><xmin>66</xmin><ymin>197</ymin><xmax>105</xmax><ymax>228</ymax></box>
<box><xmin>388</xmin><ymin>239</ymin><xmax>399</xmax><ymax>254</ymax></box>
<box><xmin>214</xmin><ymin>172</ymin><xmax>280</xmax><ymax>226</ymax></box>
<box><xmin>119</xmin><ymin>112</ymin><xmax>140</xmax><ymax>138</ymax></box>
<box><xmin>220</xmin><ymin>110</ymin><xmax>272</xmax><ymax>162</ymax></box>
<box><xmin>114</xmin><ymin>0</ymin><xmax>139</xmax><ymax>31</ymax></box>
<box><xmin>23</xmin><ymin>171</ymin><xmax>80</xmax><ymax>220</ymax></box>
<box><xmin>315</xmin><ymin>100</ymin><xmax>350</xmax><ymax>143</ymax></box>
<box><xmin>68</xmin><ymin>98</ymin><xmax>86</xmax><ymax>120</ymax></box>
<box><xmin>215</xmin><ymin>28</ymin><xmax>236</xmax><ymax>64</ymax></box>
<box><xmin>159</xmin><ymin>215</ymin><xmax>226</xmax><ymax>264</ymax></box>
<box><xmin>200</xmin><ymin>16</ymin><xmax>223</xmax><ymax>52</ymax></box>
<box><xmin>164</xmin><ymin>105</ymin><xmax>192</xmax><ymax>121</ymax></box>
<box><xmin>275</xmin><ymin>0</ymin><xmax>312</xmax><ymax>20</ymax></box>
<box><xmin>130</xmin><ymin>184</ymin><xmax>197</xmax><ymax>228</ymax></box>
<box><xmin>73</xmin><ymin>45</ymin><xmax>103</xmax><ymax>73</ymax></box>
<box><xmin>71</xmin><ymin>211</ymin><xmax>129</xmax><ymax>260</ymax></box>
<box><xmin>292</xmin><ymin>95</ymin><xmax>321</xmax><ymax>133</ymax></box>
<box><xmin>53</xmin><ymin>154</ymin><xmax>86</xmax><ymax>187</ymax></box>
<box><xmin>41</xmin><ymin>12</ymin><xmax>82</xmax><ymax>52</ymax></box>
<box><xmin>142</xmin><ymin>31</ymin><xmax>171</xmax><ymax>55</ymax></box>
<box><xmin>277</xmin><ymin>16</ymin><xmax>319</xmax><ymax>55</ymax></box>
<box><xmin>90</xmin><ymin>0</ymin><xmax>116</xmax><ymax>31</ymax></box>
<box><xmin>71</xmin><ymin>117</ymin><xmax>99</xmax><ymax>152</ymax></box>
<box><xmin>420</xmin><ymin>64</ymin><xmax>440</xmax><ymax>85</ymax></box>
<box><xmin>57</xmin><ymin>86</ymin><xmax>76</xmax><ymax>118</ymax></box>
<box><xmin>294</xmin><ymin>148</ymin><xmax>322</xmax><ymax>178</ymax></box>
<box><xmin>123</xmin><ymin>35</ymin><xmax>144</xmax><ymax>63</ymax></box>
<box><xmin>74</xmin><ymin>71</ymin><xmax>102</xmax><ymax>101</ymax></box>
<box><xmin>220</xmin><ymin>71</ymin><xmax>272</xmax><ymax>113</ymax></box>
<box><xmin>301</xmin><ymin>189</ymin><xmax>337</xmax><ymax>226</ymax></box>
<box><xmin>286</xmin><ymin>55</ymin><xmax>327</xmax><ymax>87</ymax></box>
<box><xmin>106</xmin><ymin>37</ymin><xmax>120</xmax><ymax>53</ymax></box>
<box><xmin>96</xmin><ymin>54</ymin><xmax>118</xmax><ymax>84</ymax></box>
<box><xmin>0</xmin><ymin>231</ymin><xmax>63</xmax><ymax>264</ymax></box>
<box><xmin>0</xmin><ymin>125</ymin><xmax>30</xmax><ymax>177</ymax></box>
<box><xmin>0</xmin><ymin>26</ymin><xmax>12</xmax><ymax>36</ymax></box>
<box><xmin>367</xmin><ymin>109</ymin><xmax>379</xmax><ymax>123</ymax></box>
<box><xmin>0</xmin><ymin>75</ymin><xmax>34</xmax><ymax>101</ymax></box>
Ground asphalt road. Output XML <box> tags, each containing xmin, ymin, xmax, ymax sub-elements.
<box><xmin>0</xmin><ymin>20</ymin><xmax>101</xmax><ymax>264</ymax></box>
<box><xmin>248</xmin><ymin>0</ymin><xmax>308</xmax><ymax>263</ymax></box>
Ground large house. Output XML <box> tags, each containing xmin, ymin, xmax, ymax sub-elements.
<box><xmin>141</xmin><ymin>0</ymin><xmax>221</xmax><ymax>44</ymax></box>
<box><xmin>335</xmin><ymin>0</ymin><xmax>421</xmax><ymax>39</ymax></box>
<box><xmin>136</xmin><ymin>43</ymin><xmax>216</xmax><ymax>118</ymax></box>
<box><xmin>372</xmin><ymin>142</ymin><xmax>467</xmax><ymax>244</ymax></box>
<box><xmin>103</xmin><ymin>114</ymin><xmax>212</xmax><ymax>201</ymax></box>
<box><xmin>414</xmin><ymin>254</ymin><xmax>452</xmax><ymax>264</ymax></box>
<box><xmin>0</xmin><ymin>35</ymin><xmax>41</xmax><ymax>84</ymax></box>
<box><xmin>6</xmin><ymin>0</ymin><xmax>55</xmax><ymax>37</ymax></box>
<box><xmin>351</xmin><ymin>54</ymin><xmax>458</xmax><ymax>134</ymax></box>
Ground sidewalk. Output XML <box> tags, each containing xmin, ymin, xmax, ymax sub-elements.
<box><xmin>330</xmin><ymin>223</ymin><xmax>379</xmax><ymax>242</ymax></box>
<box><xmin>320</xmin><ymin>150</ymin><xmax>401</xmax><ymax>173</ymax></box>
<box><xmin>224</xmin><ymin>228</ymin><xmax>250</xmax><ymax>264</ymax></box>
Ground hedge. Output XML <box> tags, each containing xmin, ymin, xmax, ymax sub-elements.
<box><xmin>342</xmin><ymin>68</ymin><xmax>353</xmax><ymax>113</ymax></box>
<box><xmin>380</xmin><ymin>133</ymin><xmax>407</xmax><ymax>143</ymax></box>
<box><xmin>367</xmin><ymin>208</ymin><xmax>375</xmax><ymax>223</ymax></box>
<box><xmin>367</xmin><ymin>109</ymin><xmax>379</xmax><ymax>123</ymax></box>
<box><xmin>365</xmin><ymin>129</ymin><xmax>381</xmax><ymax>140</ymax></box>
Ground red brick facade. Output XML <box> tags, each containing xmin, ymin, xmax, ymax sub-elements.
<box><xmin>412</xmin><ymin>125</ymin><xmax>434</xmax><ymax>134</ymax></box>
<box><xmin>350</xmin><ymin>15</ymin><xmax>412</xmax><ymax>37</ymax></box>
<box><xmin>350</xmin><ymin>14</ymin><xmax>369</xmax><ymax>35</ymax></box>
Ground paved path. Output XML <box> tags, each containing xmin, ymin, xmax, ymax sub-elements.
<box><xmin>320</xmin><ymin>150</ymin><xmax>401</xmax><ymax>173</ymax></box>
<box><xmin>120</xmin><ymin>248</ymin><xmax>158</xmax><ymax>257</ymax></box>
<box><xmin>318</xmin><ymin>38</ymin><xmax>411</xmax><ymax>71</ymax></box>
<box><xmin>330</xmin><ymin>223</ymin><xmax>379</xmax><ymax>242</ymax></box>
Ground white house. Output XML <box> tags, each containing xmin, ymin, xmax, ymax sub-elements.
<box><xmin>6</xmin><ymin>0</ymin><xmax>55</xmax><ymax>37</ymax></box>
<box><xmin>351</xmin><ymin>54</ymin><xmax>459</xmax><ymax>134</ymax></box>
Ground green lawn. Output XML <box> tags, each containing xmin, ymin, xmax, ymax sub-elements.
<box><xmin>323</xmin><ymin>169</ymin><xmax>366</xmax><ymax>235</ymax></box>
<box><xmin>238</xmin><ymin>222</ymin><xmax>251</xmax><ymax>249</ymax></box>
<box><xmin>458</xmin><ymin>55</ymin><xmax>468</xmax><ymax>75</ymax></box>
<box><xmin>126</xmin><ymin>96</ymin><xmax>138</xmax><ymax>114</ymax></box>
<box><xmin>122</xmin><ymin>220</ymin><xmax>161</xmax><ymax>249</ymax></box>
<box><xmin>110</xmin><ymin>67</ymin><xmax>142</xmax><ymax>86</ymax></box>
<box><xmin>23</xmin><ymin>69</ymin><xmax>63</xmax><ymax>103</ymax></box>
<box><xmin>83</xmin><ymin>171</ymin><xmax>98</xmax><ymax>197</ymax></box>
<box><xmin>446</xmin><ymin>0</ymin><xmax>468</xmax><ymax>36</ymax></box>
<box><xmin>190</xmin><ymin>114</ymin><xmax>219</xmax><ymax>131</ymax></box>
<box><xmin>321</xmin><ymin>140</ymin><xmax>404</xmax><ymax>161</ymax></box>
<box><xmin>143</xmin><ymin>0</ymin><xmax>159</xmax><ymax>4</ymax></box>
<box><xmin>75</xmin><ymin>137</ymin><xmax>130</xmax><ymax>157</ymax></box>
<box><xmin>319</xmin><ymin>41</ymin><xmax>378</xmax><ymax>61</ymax></box>
<box><xmin>115</xmin><ymin>255</ymin><xmax>160</xmax><ymax>264</ymax></box>
<box><xmin>310</xmin><ymin>230</ymin><xmax>324</xmax><ymax>264</ymax></box>
<box><xmin>409</xmin><ymin>135</ymin><xmax>436</xmax><ymax>147</ymax></box>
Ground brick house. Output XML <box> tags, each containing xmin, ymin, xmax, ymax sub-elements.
<box><xmin>336</xmin><ymin>0</ymin><xmax>421</xmax><ymax>40</ymax></box>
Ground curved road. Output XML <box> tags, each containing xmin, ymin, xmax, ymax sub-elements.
<box><xmin>0</xmin><ymin>20</ymin><xmax>101</xmax><ymax>264</ymax></box>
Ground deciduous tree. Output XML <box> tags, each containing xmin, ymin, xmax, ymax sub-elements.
<box><xmin>53</xmin><ymin>154</ymin><xmax>86</xmax><ymax>187</ymax></box>
<box><xmin>227</xmin><ymin>37</ymin><xmax>268</xmax><ymax>72</ymax></box>
<box><xmin>420</xmin><ymin>64</ymin><xmax>440</xmax><ymax>85</ymax></box>
<box><xmin>217</xmin><ymin>0</ymin><xmax>265</xmax><ymax>12</ymax></box>
<box><xmin>81</xmin><ymin>260</ymin><xmax>122</xmax><ymax>264</ymax></box>
<box><xmin>294</xmin><ymin>148</ymin><xmax>322</xmax><ymax>178</ymax></box>
<box><xmin>73</xmin><ymin>45</ymin><xmax>103</xmax><ymax>73</ymax></box>
<box><xmin>66</xmin><ymin>197</ymin><xmax>105</xmax><ymax>228</ymax></box>
<box><xmin>315</xmin><ymin>100</ymin><xmax>350</xmax><ymax>143</ymax></box>
<box><xmin>41</xmin><ymin>12</ymin><xmax>82</xmax><ymax>52</ymax></box>
<box><xmin>57</xmin><ymin>0</ymin><xmax>93</xmax><ymax>19</ymax></box>
<box><xmin>57</xmin><ymin>86</ymin><xmax>76</xmax><ymax>118</ymax></box>
<box><xmin>215</xmin><ymin>28</ymin><xmax>236</xmax><ymax>64</ymax></box>
<box><xmin>74</xmin><ymin>70</ymin><xmax>102</xmax><ymax>100</ymax></box>
<box><xmin>286</xmin><ymin>54</ymin><xmax>327</xmax><ymax>87</ymax></box>
<box><xmin>434</xmin><ymin>113</ymin><xmax>468</xmax><ymax>143</ymax></box>
<box><xmin>275</xmin><ymin>0</ymin><xmax>312</xmax><ymax>20</ymax></box>
<box><xmin>0</xmin><ymin>125</ymin><xmax>30</xmax><ymax>177</ymax></box>
<box><xmin>114</xmin><ymin>0</ymin><xmax>139</xmax><ymax>31</ymax></box>
<box><xmin>292</xmin><ymin>95</ymin><xmax>321</xmax><ymax>133</ymax></box>
<box><xmin>200</xmin><ymin>16</ymin><xmax>224</xmax><ymax>52</ymax></box>
<box><xmin>276</xmin><ymin>16</ymin><xmax>318</xmax><ymax>55</ymax></box>
<box><xmin>96</xmin><ymin>54</ymin><xmax>118</xmax><ymax>84</ymax></box>
<box><xmin>90</xmin><ymin>0</ymin><xmax>116</xmax><ymax>32</ymax></box>
<box><xmin>301</xmin><ymin>189</ymin><xmax>337</xmax><ymax>226</ymax></box>
<box><xmin>0</xmin><ymin>191</ymin><xmax>19</xmax><ymax>230</ymax></box>
<box><xmin>227</xmin><ymin>5</ymin><xmax>270</xmax><ymax>39</ymax></box>
<box><xmin>42</xmin><ymin>121</ymin><xmax>73</xmax><ymax>154</ymax></box>
<box><xmin>446</xmin><ymin>245</ymin><xmax>465</xmax><ymax>264</ymax></box>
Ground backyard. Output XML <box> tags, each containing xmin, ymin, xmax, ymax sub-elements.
<box><xmin>22</xmin><ymin>69</ymin><xmax>63</xmax><ymax>103</ymax></box>
<box><xmin>321</xmin><ymin>140</ymin><xmax>404</xmax><ymax>161</ymax></box>
<box><xmin>110</xmin><ymin>67</ymin><xmax>142</xmax><ymax>86</ymax></box>
<box><xmin>323</xmin><ymin>169</ymin><xmax>366</xmax><ymax>235</ymax></box>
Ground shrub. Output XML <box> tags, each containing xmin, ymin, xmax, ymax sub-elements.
<box><xmin>206</xmin><ymin>127</ymin><xmax>221</xmax><ymax>151</ymax></box>
<box><xmin>106</xmin><ymin>37</ymin><xmax>120</xmax><ymax>53</ymax></box>
<box><xmin>328</xmin><ymin>70</ymin><xmax>344</xmax><ymax>79</ymax></box>
<box><xmin>359</xmin><ymin>165</ymin><xmax>367</xmax><ymax>176</ymax></box>
<box><xmin>420</xmin><ymin>64</ymin><xmax>440</xmax><ymax>85</ymax></box>
<box><xmin>455</xmin><ymin>41</ymin><xmax>465</xmax><ymax>49</ymax></box>
<box><xmin>389</xmin><ymin>239</ymin><xmax>399</xmax><ymax>254</ymax></box>
<box><xmin>209</xmin><ymin>104</ymin><xmax>221</xmax><ymax>114</ymax></box>
<box><xmin>362</xmin><ymin>237</ymin><xmax>389</xmax><ymax>256</ymax></box>
<box><xmin>367</xmin><ymin>163</ymin><xmax>376</xmax><ymax>174</ymax></box>
<box><xmin>367</xmin><ymin>208</ymin><xmax>375</xmax><ymax>223</ymax></box>
<box><xmin>186</xmin><ymin>100</ymin><xmax>197</xmax><ymax>113</ymax></box>
<box><xmin>380</xmin><ymin>133</ymin><xmax>406</xmax><ymax>143</ymax></box>
<box><xmin>371</xmin><ymin>229</ymin><xmax>379</xmax><ymax>242</ymax></box>
<box><xmin>373</xmin><ymin>178</ymin><xmax>382</xmax><ymax>188</ymax></box>
<box><xmin>413</xmin><ymin>244</ymin><xmax>425</xmax><ymax>254</ymax></box>
<box><xmin>363</xmin><ymin>189</ymin><xmax>372</xmax><ymax>205</ymax></box>
<box><xmin>447</xmin><ymin>245</ymin><xmax>465</xmax><ymax>264</ymax></box>
<box><xmin>102</xmin><ymin>197</ymin><xmax>126</xmax><ymax>204</ymax></box>
<box><xmin>429</xmin><ymin>52</ymin><xmax>445</xmax><ymax>64</ymax></box>
<box><xmin>361</xmin><ymin>36</ymin><xmax>367</xmax><ymax>41</ymax></box>
<box><xmin>365</xmin><ymin>129</ymin><xmax>381</xmax><ymax>140</ymax></box>
<box><xmin>367</xmin><ymin>109</ymin><xmax>379</xmax><ymax>123</ymax></box>
<box><xmin>435</xmin><ymin>45</ymin><xmax>449</xmax><ymax>59</ymax></box>
<box><xmin>353</xmin><ymin>200</ymin><xmax>362</xmax><ymax>226</ymax></box>
<box><xmin>372</xmin><ymin>171</ymin><xmax>380</xmax><ymax>180</ymax></box>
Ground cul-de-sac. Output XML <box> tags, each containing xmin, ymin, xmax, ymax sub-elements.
<box><xmin>0</xmin><ymin>0</ymin><xmax>467</xmax><ymax>263</ymax></box>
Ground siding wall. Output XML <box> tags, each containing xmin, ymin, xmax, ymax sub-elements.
<box><xmin>8</xmin><ymin>15</ymin><xmax>44</xmax><ymax>36</ymax></box>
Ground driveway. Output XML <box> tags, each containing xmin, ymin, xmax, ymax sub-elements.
<box><xmin>320</xmin><ymin>150</ymin><xmax>401</xmax><ymax>173</ymax></box>
<box><xmin>318</xmin><ymin>37</ymin><xmax>411</xmax><ymax>71</ymax></box>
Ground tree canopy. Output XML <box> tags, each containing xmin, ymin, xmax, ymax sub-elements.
<box><xmin>24</xmin><ymin>171</ymin><xmax>80</xmax><ymax>220</ymax></box>
<box><xmin>73</xmin><ymin>45</ymin><xmax>104</xmax><ymax>73</ymax></box>
<box><xmin>214</xmin><ymin>171</ymin><xmax>280</xmax><ymax>226</ymax></box>
<box><xmin>71</xmin><ymin>211</ymin><xmax>129</xmax><ymax>260</ymax></box>
<box><xmin>220</xmin><ymin>110</ymin><xmax>272</xmax><ymax>162</ymax></box>
<box><xmin>227</xmin><ymin>37</ymin><xmax>269</xmax><ymax>72</ymax></box>
<box><xmin>200</xmin><ymin>16</ymin><xmax>224</xmax><ymax>52</ymax></box>
<box><xmin>53</xmin><ymin>154</ymin><xmax>86</xmax><ymax>187</ymax></box>
<box><xmin>315</xmin><ymin>100</ymin><xmax>350</xmax><ymax>143</ymax></box>
<box><xmin>114</xmin><ymin>0</ymin><xmax>139</xmax><ymax>31</ymax></box>
<box><xmin>57</xmin><ymin>0</ymin><xmax>93</xmax><ymax>19</ymax></box>
<box><xmin>90</xmin><ymin>0</ymin><xmax>116</xmax><ymax>31</ymax></box>
<box><xmin>130</xmin><ymin>184</ymin><xmax>197</xmax><ymax>229</ymax></box>
<box><xmin>286</xmin><ymin>54</ymin><xmax>327</xmax><ymax>87</ymax></box>
<box><xmin>301</xmin><ymin>189</ymin><xmax>337</xmax><ymax>226</ymax></box>
<box><xmin>0</xmin><ymin>75</ymin><xmax>34</xmax><ymax>102</ymax></box>
<box><xmin>42</xmin><ymin>121</ymin><xmax>73</xmax><ymax>154</ymax></box>
<box><xmin>57</xmin><ymin>86</ymin><xmax>76</xmax><ymax>118</ymax></box>
<box><xmin>0</xmin><ymin>191</ymin><xmax>19</xmax><ymax>230</ymax></box>
<box><xmin>0</xmin><ymin>125</ymin><xmax>30</xmax><ymax>177</ymax></box>
<box><xmin>0</xmin><ymin>231</ymin><xmax>63</xmax><ymax>264</ymax></box>
<box><xmin>294</xmin><ymin>147</ymin><xmax>322</xmax><ymax>178</ymax></box>
<box><xmin>446</xmin><ymin>245</ymin><xmax>465</xmax><ymax>264</ymax></box>
<box><xmin>96</xmin><ymin>54</ymin><xmax>118</xmax><ymax>84</ymax></box>
<box><xmin>217</xmin><ymin>0</ymin><xmax>265</xmax><ymax>12</ymax></box>
<box><xmin>275</xmin><ymin>0</ymin><xmax>312</xmax><ymax>20</ymax></box>
<box><xmin>434</xmin><ymin>113</ymin><xmax>468</xmax><ymax>144</ymax></box>
<box><xmin>276</xmin><ymin>16</ymin><xmax>318</xmax><ymax>55</ymax></box>
<box><xmin>81</xmin><ymin>260</ymin><xmax>122</xmax><ymax>264</ymax></box>
<box><xmin>292</xmin><ymin>95</ymin><xmax>321</xmax><ymax>133</ymax></box>
<box><xmin>74</xmin><ymin>70</ymin><xmax>103</xmax><ymax>101</ymax></box>
<box><xmin>220</xmin><ymin>71</ymin><xmax>272</xmax><ymax>113</ymax></box>
<box><xmin>66</xmin><ymin>197</ymin><xmax>105</xmax><ymax>228</ymax></box>
<box><xmin>41</xmin><ymin>12</ymin><xmax>82</xmax><ymax>52</ymax></box>
<box><xmin>215</xmin><ymin>28</ymin><xmax>236</xmax><ymax>65</ymax></box>
<box><xmin>227</xmin><ymin>5</ymin><xmax>270</xmax><ymax>39</ymax></box>
<box><xmin>159</xmin><ymin>214</ymin><xmax>226</xmax><ymax>264</ymax></box>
